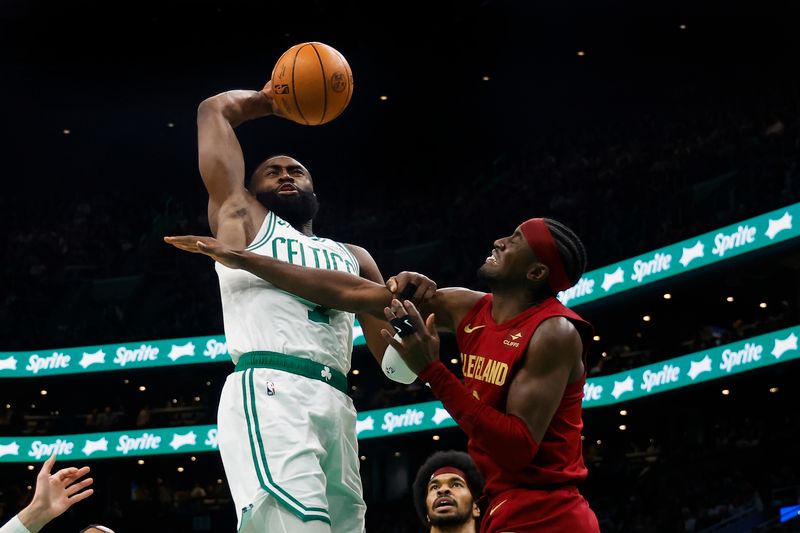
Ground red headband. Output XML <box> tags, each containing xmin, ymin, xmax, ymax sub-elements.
<box><xmin>519</xmin><ymin>218</ymin><xmax>571</xmax><ymax>293</ymax></box>
<box><xmin>430</xmin><ymin>467</ymin><xmax>467</xmax><ymax>483</ymax></box>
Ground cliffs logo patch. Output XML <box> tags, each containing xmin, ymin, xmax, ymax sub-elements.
<box><xmin>504</xmin><ymin>331</ymin><xmax>523</xmax><ymax>348</ymax></box>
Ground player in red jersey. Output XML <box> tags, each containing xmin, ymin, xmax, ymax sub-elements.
<box><xmin>165</xmin><ymin>217</ymin><xmax>599</xmax><ymax>531</ymax></box>
<box><xmin>382</xmin><ymin>218</ymin><xmax>600</xmax><ymax>532</ymax></box>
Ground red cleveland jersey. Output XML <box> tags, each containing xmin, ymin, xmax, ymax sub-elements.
<box><xmin>455</xmin><ymin>294</ymin><xmax>593</xmax><ymax>497</ymax></box>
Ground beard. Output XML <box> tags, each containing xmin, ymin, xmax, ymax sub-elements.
<box><xmin>429</xmin><ymin>507</ymin><xmax>473</xmax><ymax>528</ymax></box>
<box><xmin>256</xmin><ymin>188</ymin><xmax>319</xmax><ymax>229</ymax></box>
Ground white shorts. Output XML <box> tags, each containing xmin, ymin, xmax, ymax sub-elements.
<box><xmin>217</xmin><ymin>366</ymin><xmax>366</xmax><ymax>532</ymax></box>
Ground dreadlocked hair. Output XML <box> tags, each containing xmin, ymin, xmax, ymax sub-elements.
<box><xmin>412</xmin><ymin>450</ymin><xmax>484</xmax><ymax>528</ymax></box>
<box><xmin>544</xmin><ymin>218</ymin><xmax>587</xmax><ymax>287</ymax></box>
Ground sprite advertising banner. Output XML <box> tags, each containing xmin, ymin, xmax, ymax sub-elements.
<box><xmin>0</xmin><ymin>325</ymin><xmax>796</xmax><ymax>461</ymax></box>
<box><xmin>557</xmin><ymin>203</ymin><xmax>799</xmax><ymax>307</ymax></box>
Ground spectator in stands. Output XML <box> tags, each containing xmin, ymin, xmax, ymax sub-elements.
<box><xmin>0</xmin><ymin>454</ymin><xmax>93</xmax><ymax>533</ymax></box>
<box><xmin>413</xmin><ymin>450</ymin><xmax>485</xmax><ymax>533</ymax></box>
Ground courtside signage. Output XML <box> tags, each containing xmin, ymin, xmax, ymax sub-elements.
<box><xmin>0</xmin><ymin>324</ymin><xmax>367</xmax><ymax>378</ymax></box>
<box><xmin>558</xmin><ymin>203</ymin><xmax>799</xmax><ymax>307</ymax></box>
<box><xmin>1</xmin><ymin>325</ymin><xmax>795</xmax><ymax>459</ymax></box>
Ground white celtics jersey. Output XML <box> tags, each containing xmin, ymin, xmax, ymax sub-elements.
<box><xmin>215</xmin><ymin>211</ymin><xmax>360</xmax><ymax>375</ymax></box>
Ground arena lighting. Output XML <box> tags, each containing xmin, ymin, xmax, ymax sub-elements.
<box><xmin>779</xmin><ymin>504</ymin><xmax>800</xmax><ymax>523</ymax></box>
<box><xmin>40</xmin><ymin>390</ymin><xmax>47</xmax><ymax>396</ymax></box>
<box><xmin>193</xmin><ymin>396</ymin><xmax>200</xmax><ymax>402</ymax></box>
<box><xmin>601</xmin><ymin>351</ymin><xmax>607</xmax><ymax>357</ymax></box>
<box><xmin>191</xmin><ymin>456</ymin><xmax>196</xmax><ymax>462</ymax></box>
<box><xmin>351</xmin><ymin>369</ymin><xmax>360</xmax><ymax>375</ymax></box>
<box><xmin>620</xmin><ymin>410</ymin><xmax>628</xmax><ymax>416</ymax></box>
<box><xmin>4</xmin><ymin>404</ymin><xmax>9</xmax><ymax>408</ymax></box>
<box><xmin>62</xmin><ymin>129</ymin><xmax>70</xmax><ymax>135</ymax></box>
<box><xmin>482</xmin><ymin>75</ymin><xmax>490</xmax><ymax>81</ymax></box>
<box><xmin>679</xmin><ymin>24</ymin><xmax>687</xmax><ymax>30</ymax></box>
<box><xmin>593</xmin><ymin>335</ymin><xmax>601</xmax><ymax>341</ymax></box>
<box><xmin>216</xmin><ymin>479</ymin><xmax>223</xmax><ymax>484</ymax></box>
<box><xmin>581</xmin><ymin>436</ymin><xmax>586</xmax><ymax>441</ymax></box>
<box><xmin>596</xmin><ymin>440</ymin><xmax>602</xmax><ymax>445</ymax></box>
<box><xmin>205</xmin><ymin>381</ymin><xmax>211</xmax><ymax>386</ymax></box>
<box><xmin>394</xmin><ymin>451</ymin><xmax>401</xmax><ymax>457</ymax></box>
<box><xmin>379</xmin><ymin>95</ymin><xmax>388</xmax><ymax>101</ymax></box>
<box><xmin>450</xmin><ymin>358</ymin><xmax>459</xmax><ymax>364</ymax></box>
<box><xmin>643</xmin><ymin>315</ymin><xmax>651</xmax><ymax>322</ymax></box>
<box><xmin>177</xmin><ymin>467</ymin><xmax>184</xmax><ymax>472</ymax></box>
<box><xmin>663</xmin><ymin>293</ymin><xmax>672</xmax><ymax>299</ymax></box>
<box><xmin>137</xmin><ymin>460</ymin><xmax>144</xmax><ymax>465</ymax></box>
<box><xmin>577</xmin><ymin>50</ymin><xmax>586</xmax><ymax>56</ymax></box>
<box><xmin>27</xmin><ymin>465</ymin><xmax>34</xmax><ymax>471</ymax></box>
<box><xmin>619</xmin><ymin>425</ymin><xmax>627</xmax><ymax>431</ymax></box>
<box><xmin>123</xmin><ymin>379</ymin><xmax>129</xmax><ymax>384</ymax></box>
<box><xmin>432</xmin><ymin>435</ymin><xmax>441</xmax><ymax>441</ymax></box>
<box><xmin>138</xmin><ymin>386</ymin><xmax>146</xmax><ymax>392</ymax></box>
<box><xmin>769</xmin><ymin>387</ymin><xmax>779</xmax><ymax>393</ymax></box>
<box><xmin>722</xmin><ymin>389</ymin><xmax>730</xmax><ymax>395</ymax></box>
<box><xmin>726</xmin><ymin>296</ymin><xmax>734</xmax><ymax>302</ymax></box>
<box><xmin>166</xmin><ymin>122</ymin><xmax>175</xmax><ymax>128</ymax></box>
<box><xmin>359</xmin><ymin>455</ymin><xmax>366</xmax><ymax>461</ymax></box>
<box><xmin>760</xmin><ymin>302</ymin><xmax>768</xmax><ymax>308</ymax></box>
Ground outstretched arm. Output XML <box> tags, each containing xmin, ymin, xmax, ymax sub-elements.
<box><xmin>8</xmin><ymin>454</ymin><xmax>94</xmax><ymax>533</ymax></box>
<box><xmin>164</xmin><ymin>235</ymin><xmax>396</xmax><ymax>314</ymax></box>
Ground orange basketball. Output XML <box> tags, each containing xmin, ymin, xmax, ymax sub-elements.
<box><xmin>270</xmin><ymin>42</ymin><xmax>354</xmax><ymax>126</ymax></box>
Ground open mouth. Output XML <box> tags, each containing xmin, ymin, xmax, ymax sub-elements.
<box><xmin>434</xmin><ymin>496</ymin><xmax>456</xmax><ymax>510</ymax></box>
<box><xmin>485</xmin><ymin>249</ymin><xmax>498</xmax><ymax>265</ymax></box>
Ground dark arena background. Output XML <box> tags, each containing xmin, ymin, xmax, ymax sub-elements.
<box><xmin>1</xmin><ymin>0</ymin><xmax>799</xmax><ymax>531</ymax></box>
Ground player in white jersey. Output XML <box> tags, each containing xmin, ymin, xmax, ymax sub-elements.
<box><xmin>165</xmin><ymin>81</ymin><xmax>395</xmax><ymax>533</ymax></box>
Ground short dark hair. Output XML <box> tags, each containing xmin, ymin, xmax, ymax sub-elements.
<box><xmin>544</xmin><ymin>218</ymin><xmax>587</xmax><ymax>287</ymax></box>
<box><xmin>412</xmin><ymin>450</ymin><xmax>484</xmax><ymax>527</ymax></box>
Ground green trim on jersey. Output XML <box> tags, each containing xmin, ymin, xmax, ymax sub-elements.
<box><xmin>333</xmin><ymin>241</ymin><xmax>360</xmax><ymax>273</ymax></box>
<box><xmin>242</xmin><ymin>369</ymin><xmax>332</xmax><ymax>524</ymax></box>
<box><xmin>245</xmin><ymin>212</ymin><xmax>277</xmax><ymax>252</ymax></box>
<box><xmin>236</xmin><ymin>352</ymin><xmax>347</xmax><ymax>394</ymax></box>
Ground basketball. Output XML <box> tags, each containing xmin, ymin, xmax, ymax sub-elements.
<box><xmin>271</xmin><ymin>42</ymin><xmax>354</xmax><ymax>126</ymax></box>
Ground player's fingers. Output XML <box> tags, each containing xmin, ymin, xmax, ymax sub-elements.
<box><xmin>68</xmin><ymin>487</ymin><xmax>94</xmax><ymax>505</ymax></box>
<box><xmin>383</xmin><ymin>306</ymin><xmax>397</xmax><ymax>322</ymax></box>
<box><xmin>425</xmin><ymin>313</ymin><xmax>438</xmax><ymax>339</ymax></box>
<box><xmin>66</xmin><ymin>477</ymin><xmax>93</xmax><ymax>496</ymax></box>
<box><xmin>401</xmin><ymin>300</ymin><xmax>426</xmax><ymax>332</ymax></box>
<box><xmin>386</xmin><ymin>277</ymin><xmax>398</xmax><ymax>294</ymax></box>
<box><xmin>40</xmin><ymin>452</ymin><xmax>56</xmax><ymax>477</ymax></box>
<box><xmin>380</xmin><ymin>329</ymin><xmax>406</xmax><ymax>352</ymax></box>
<box><xmin>390</xmin><ymin>298</ymin><xmax>407</xmax><ymax>317</ymax></box>
<box><xmin>63</xmin><ymin>466</ymin><xmax>90</xmax><ymax>483</ymax></box>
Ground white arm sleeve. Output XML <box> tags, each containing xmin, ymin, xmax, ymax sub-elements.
<box><xmin>381</xmin><ymin>334</ymin><xmax>418</xmax><ymax>384</ymax></box>
<box><xmin>0</xmin><ymin>516</ymin><xmax>32</xmax><ymax>533</ymax></box>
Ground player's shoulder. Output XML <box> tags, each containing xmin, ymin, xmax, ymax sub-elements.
<box><xmin>342</xmin><ymin>243</ymin><xmax>376</xmax><ymax>264</ymax></box>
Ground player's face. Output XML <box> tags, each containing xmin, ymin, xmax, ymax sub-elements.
<box><xmin>252</xmin><ymin>156</ymin><xmax>314</xmax><ymax>195</ymax></box>
<box><xmin>478</xmin><ymin>226</ymin><xmax>537</xmax><ymax>283</ymax></box>
<box><xmin>251</xmin><ymin>156</ymin><xmax>319</xmax><ymax>227</ymax></box>
<box><xmin>425</xmin><ymin>474</ymin><xmax>478</xmax><ymax>527</ymax></box>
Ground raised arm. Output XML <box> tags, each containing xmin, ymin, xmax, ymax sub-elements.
<box><xmin>197</xmin><ymin>84</ymin><xmax>278</xmax><ymax>246</ymax></box>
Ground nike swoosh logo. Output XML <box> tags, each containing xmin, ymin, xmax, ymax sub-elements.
<box><xmin>490</xmin><ymin>499</ymin><xmax>508</xmax><ymax>516</ymax></box>
<box><xmin>463</xmin><ymin>324</ymin><xmax>486</xmax><ymax>333</ymax></box>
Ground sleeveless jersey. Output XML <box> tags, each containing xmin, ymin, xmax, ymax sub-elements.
<box><xmin>456</xmin><ymin>295</ymin><xmax>593</xmax><ymax>497</ymax></box>
<box><xmin>215</xmin><ymin>211</ymin><xmax>360</xmax><ymax>376</ymax></box>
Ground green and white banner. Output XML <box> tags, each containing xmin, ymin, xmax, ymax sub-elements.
<box><xmin>1</xmin><ymin>326</ymin><xmax>796</xmax><ymax>460</ymax></box>
<box><xmin>0</xmin><ymin>324</ymin><xmax>366</xmax><ymax>378</ymax></box>
<box><xmin>0</xmin><ymin>426</ymin><xmax>220</xmax><ymax>463</ymax></box>
<box><xmin>557</xmin><ymin>203</ymin><xmax>800</xmax><ymax>307</ymax></box>
<box><xmin>580</xmin><ymin>324</ymin><xmax>799</xmax><ymax>407</ymax></box>
<box><xmin>2</xmin><ymin>204</ymin><xmax>796</xmax><ymax>378</ymax></box>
